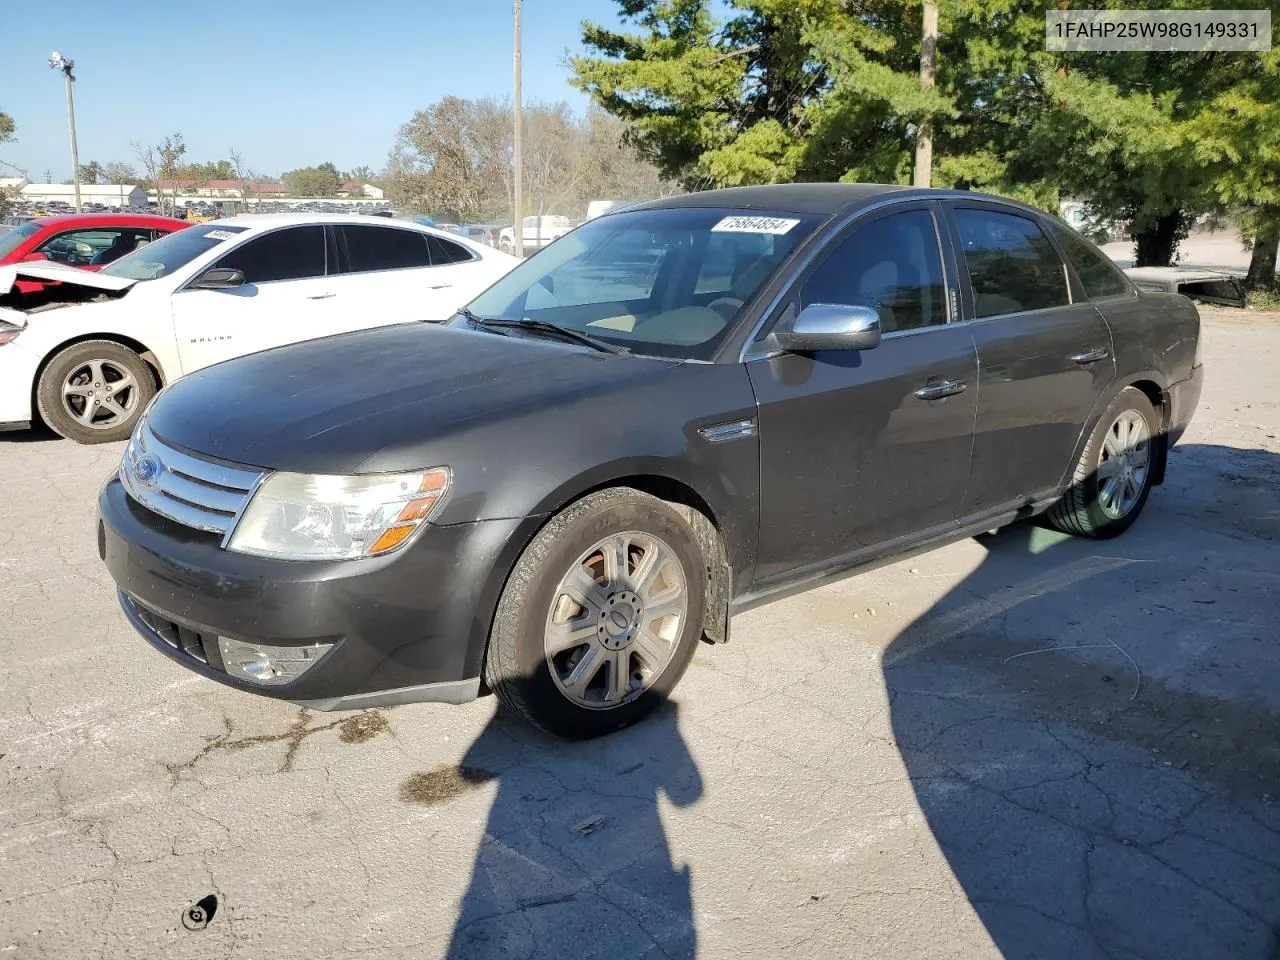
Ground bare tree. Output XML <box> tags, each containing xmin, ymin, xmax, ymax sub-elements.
<box><xmin>132</xmin><ymin>133</ymin><xmax>186</xmax><ymax>216</ymax></box>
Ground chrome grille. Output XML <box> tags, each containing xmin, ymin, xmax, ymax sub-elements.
<box><xmin>120</xmin><ymin>422</ymin><xmax>264</xmax><ymax>539</ymax></box>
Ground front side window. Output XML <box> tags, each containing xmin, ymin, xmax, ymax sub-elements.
<box><xmin>216</xmin><ymin>226</ymin><xmax>326</xmax><ymax>284</ymax></box>
<box><xmin>800</xmin><ymin>209</ymin><xmax>947</xmax><ymax>333</ymax></box>
<box><xmin>1049</xmin><ymin>222</ymin><xmax>1130</xmax><ymax>299</ymax></box>
<box><xmin>341</xmin><ymin>225</ymin><xmax>430</xmax><ymax>273</ymax></box>
<box><xmin>954</xmin><ymin>208</ymin><xmax>1070</xmax><ymax>318</ymax></box>
<box><xmin>462</xmin><ymin>207</ymin><xmax>821</xmax><ymax>360</ymax></box>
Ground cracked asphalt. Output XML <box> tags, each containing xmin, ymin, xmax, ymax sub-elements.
<box><xmin>1</xmin><ymin>309</ymin><xmax>1278</xmax><ymax>959</ymax></box>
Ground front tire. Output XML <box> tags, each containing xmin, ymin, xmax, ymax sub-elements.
<box><xmin>1046</xmin><ymin>386</ymin><xmax>1158</xmax><ymax>538</ymax></box>
<box><xmin>35</xmin><ymin>340</ymin><xmax>156</xmax><ymax>444</ymax></box>
<box><xmin>485</xmin><ymin>488</ymin><xmax>707</xmax><ymax>739</ymax></box>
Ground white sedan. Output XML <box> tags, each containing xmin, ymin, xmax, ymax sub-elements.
<box><xmin>0</xmin><ymin>213</ymin><xmax>519</xmax><ymax>443</ymax></box>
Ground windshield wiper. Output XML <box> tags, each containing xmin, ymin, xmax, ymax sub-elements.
<box><xmin>466</xmin><ymin>314</ymin><xmax>626</xmax><ymax>355</ymax></box>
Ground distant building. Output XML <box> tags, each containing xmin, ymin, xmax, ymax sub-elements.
<box><xmin>339</xmin><ymin>182</ymin><xmax>384</xmax><ymax>200</ymax></box>
<box><xmin>155</xmin><ymin>179</ymin><xmax>290</xmax><ymax>199</ymax></box>
<box><xmin>0</xmin><ymin>176</ymin><xmax>28</xmax><ymax>192</ymax></box>
<box><xmin>20</xmin><ymin>182</ymin><xmax>147</xmax><ymax>208</ymax></box>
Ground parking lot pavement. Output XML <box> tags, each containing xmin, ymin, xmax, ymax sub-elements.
<box><xmin>1</xmin><ymin>310</ymin><xmax>1277</xmax><ymax>959</ymax></box>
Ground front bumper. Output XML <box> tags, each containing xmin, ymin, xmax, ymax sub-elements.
<box><xmin>0</xmin><ymin>341</ymin><xmax>40</xmax><ymax>425</ymax></box>
<box><xmin>1166</xmin><ymin>362</ymin><xmax>1203</xmax><ymax>448</ymax></box>
<box><xmin>98</xmin><ymin>476</ymin><xmax>535</xmax><ymax>710</ymax></box>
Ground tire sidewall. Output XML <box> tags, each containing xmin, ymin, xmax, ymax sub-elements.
<box><xmin>36</xmin><ymin>341</ymin><xmax>155</xmax><ymax>444</ymax></box>
<box><xmin>493</xmin><ymin>491</ymin><xmax>707</xmax><ymax>738</ymax></box>
<box><xmin>1079</xmin><ymin>387</ymin><xmax>1159</xmax><ymax>537</ymax></box>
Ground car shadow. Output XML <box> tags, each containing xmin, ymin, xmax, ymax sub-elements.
<box><xmin>444</xmin><ymin>701</ymin><xmax>702</xmax><ymax>959</ymax></box>
<box><xmin>883</xmin><ymin>442</ymin><xmax>1280</xmax><ymax>959</ymax></box>
<box><xmin>0</xmin><ymin>423</ymin><xmax>61</xmax><ymax>443</ymax></box>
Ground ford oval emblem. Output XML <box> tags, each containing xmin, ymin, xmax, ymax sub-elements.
<box><xmin>134</xmin><ymin>455</ymin><xmax>162</xmax><ymax>487</ymax></box>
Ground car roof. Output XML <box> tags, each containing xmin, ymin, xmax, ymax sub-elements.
<box><xmin>32</xmin><ymin>212</ymin><xmax>189</xmax><ymax>229</ymax></box>
<box><xmin>204</xmin><ymin>212</ymin><xmax>444</xmax><ymax>231</ymax></box>
<box><xmin>628</xmin><ymin>183</ymin><xmax>1054</xmax><ymax>219</ymax></box>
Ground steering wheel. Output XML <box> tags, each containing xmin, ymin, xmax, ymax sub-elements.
<box><xmin>707</xmin><ymin>296</ymin><xmax>744</xmax><ymax>319</ymax></box>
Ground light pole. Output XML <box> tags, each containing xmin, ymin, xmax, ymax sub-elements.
<box><xmin>513</xmin><ymin>0</ymin><xmax>523</xmax><ymax>258</ymax></box>
<box><xmin>49</xmin><ymin>51</ymin><xmax>81</xmax><ymax>213</ymax></box>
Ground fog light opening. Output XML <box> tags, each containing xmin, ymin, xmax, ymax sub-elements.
<box><xmin>218</xmin><ymin>637</ymin><xmax>334</xmax><ymax>686</ymax></box>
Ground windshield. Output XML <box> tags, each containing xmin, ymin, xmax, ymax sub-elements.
<box><xmin>101</xmin><ymin>224</ymin><xmax>249</xmax><ymax>280</ymax></box>
<box><xmin>460</xmin><ymin>207</ymin><xmax>821</xmax><ymax>360</ymax></box>
<box><xmin>0</xmin><ymin>222</ymin><xmax>40</xmax><ymax>260</ymax></box>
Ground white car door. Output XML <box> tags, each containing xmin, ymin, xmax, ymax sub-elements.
<box><xmin>170</xmin><ymin>225</ymin><xmax>338</xmax><ymax>373</ymax></box>
<box><xmin>333</xmin><ymin>223</ymin><xmax>463</xmax><ymax>325</ymax></box>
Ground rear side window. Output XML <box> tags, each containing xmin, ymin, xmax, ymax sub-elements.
<box><xmin>426</xmin><ymin>234</ymin><xmax>475</xmax><ymax>264</ymax></box>
<box><xmin>1050</xmin><ymin>223</ymin><xmax>1130</xmax><ymax>298</ymax></box>
<box><xmin>801</xmin><ymin>209</ymin><xmax>948</xmax><ymax>333</ymax></box>
<box><xmin>216</xmin><ymin>226</ymin><xmax>326</xmax><ymax>284</ymax></box>
<box><xmin>954</xmin><ymin>209</ymin><xmax>1070</xmax><ymax>318</ymax></box>
<box><xmin>341</xmin><ymin>225</ymin><xmax>430</xmax><ymax>272</ymax></box>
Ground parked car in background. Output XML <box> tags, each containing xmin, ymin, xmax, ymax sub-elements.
<box><xmin>457</xmin><ymin>223</ymin><xmax>507</xmax><ymax>248</ymax></box>
<box><xmin>0</xmin><ymin>213</ymin><xmax>190</xmax><ymax>294</ymax></box>
<box><xmin>499</xmin><ymin>215</ymin><xmax>573</xmax><ymax>255</ymax></box>
<box><xmin>586</xmin><ymin>199</ymin><xmax>633</xmax><ymax>220</ymax></box>
<box><xmin>0</xmin><ymin>213</ymin><xmax>519</xmax><ymax>443</ymax></box>
<box><xmin>97</xmin><ymin>184</ymin><xmax>1201</xmax><ymax>738</ymax></box>
<box><xmin>1124</xmin><ymin>266</ymin><xmax>1248</xmax><ymax>308</ymax></box>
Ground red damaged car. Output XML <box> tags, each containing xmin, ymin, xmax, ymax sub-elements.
<box><xmin>0</xmin><ymin>213</ymin><xmax>191</xmax><ymax>293</ymax></box>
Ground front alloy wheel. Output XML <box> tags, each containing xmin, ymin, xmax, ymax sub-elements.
<box><xmin>544</xmin><ymin>531</ymin><xmax>688</xmax><ymax>709</ymax></box>
<box><xmin>485</xmin><ymin>488</ymin><xmax>707</xmax><ymax>738</ymax></box>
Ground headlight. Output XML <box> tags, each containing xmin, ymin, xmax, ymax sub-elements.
<box><xmin>227</xmin><ymin>468</ymin><xmax>450</xmax><ymax>560</ymax></box>
<box><xmin>0</xmin><ymin>325</ymin><xmax>22</xmax><ymax>346</ymax></box>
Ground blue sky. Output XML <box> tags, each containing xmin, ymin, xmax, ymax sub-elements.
<box><xmin>1</xmin><ymin>0</ymin><xmax>631</xmax><ymax>182</ymax></box>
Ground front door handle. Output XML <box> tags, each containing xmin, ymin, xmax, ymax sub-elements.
<box><xmin>1071</xmin><ymin>346</ymin><xmax>1110</xmax><ymax>364</ymax></box>
<box><xmin>915</xmin><ymin>378</ymin><xmax>967</xmax><ymax>401</ymax></box>
<box><xmin>306</xmin><ymin>292</ymin><xmax>337</xmax><ymax>300</ymax></box>
<box><xmin>427</xmin><ymin>283</ymin><xmax>453</xmax><ymax>290</ymax></box>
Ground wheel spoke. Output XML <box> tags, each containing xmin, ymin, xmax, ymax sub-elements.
<box><xmin>605</xmin><ymin>650</ymin><xmax>632</xmax><ymax>701</ymax></box>
<box><xmin>62</xmin><ymin>381</ymin><xmax>91</xmax><ymax>397</ymax></box>
<box><xmin>546</xmin><ymin>616</ymin><xmax>597</xmax><ymax>655</ymax></box>
<box><xmin>1096</xmin><ymin>457</ymin><xmax>1120</xmax><ymax>481</ymax></box>
<box><xmin>1124</xmin><ymin>474</ymin><xmax>1139</xmax><ymax>506</ymax></box>
<box><xmin>630</xmin><ymin>542</ymin><xmax>664</xmax><ymax>596</ymax></box>
<box><xmin>601</xmin><ymin>535</ymin><xmax>628</xmax><ymax>589</ymax></box>
<box><xmin>88</xmin><ymin>360</ymin><xmax>106</xmax><ymax>387</ymax></box>
<box><xmin>644</xmin><ymin>589</ymin><xmax>684</xmax><ymax>625</ymax></box>
<box><xmin>632</xmin><ymin>628</ymin><xmax>669</xmax><ymax>670</ymax></box>
<box><xmin>561</xmin><ymin>564</ymin><xmax>609</xmax><ymax>616</ymax></box>
<box><xmin>111</xmin><ymin>372</ymin><xmax>135</xmax><ymax>394</ymax></box>
<box><xmin>1099</xmin><ymin>475</ymin><xmax>1119</xmax><ymax>511</ymax></box>
<box><xmin>74</xmin><ymin>399</ymin><xmax>98</xmax><ymax>425</ymax></box>
<box><xmin>1103</xmin><ymin>430</ymin><xmax>1123</xmax><ymax>458</ymax></box>
<box><xmin>99</xmin><ymin>396</ymin><xmax>128</xmax><ymax>422</ymax></box>
<box><xmin>561</xmin><ymin>644</ymin><xmax>604</xmax><ymax>701</ymax></box>
<box><xmin>1129</xmin><ymin>442</ymin><xmax>1150</xmax><ymax>469</ymax></box>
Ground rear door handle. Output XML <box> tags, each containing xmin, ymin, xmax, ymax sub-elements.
<box><xmin>915</xmin><ymin>379</ymin><xmax>967</xmax><ymax>401</ymax></box>
<box><xmin>306</xmin><ymin>292</ymin><xmax>337</xmax><ymax>300</ymax></box>
<box><xmin>427</xmin><ymin>283</ymin><xmax>453</xmax><ymax>290</ymax></box>
<box><xmin>1071</xmin><ymin>346</ymin><xmax>1110</xmax><ymax>364</ymax></box>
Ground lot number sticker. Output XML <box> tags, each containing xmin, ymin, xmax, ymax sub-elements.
<box><xmin>711</xmin><ymin>216</ymin><xmax>800</xmax><ymax>235</ymax></box>
<box><xmin>204</xmin><ymin>229</ymin><xmax>241</xmax><ymax>241</ymax></box>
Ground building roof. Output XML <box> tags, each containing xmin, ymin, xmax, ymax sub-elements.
<box><xmin>20</xmin><ymin>183</ymin><xmax>144</xmax><ymax>197</ymax></box>
<box><xmin>155</xmin><ymin>179</ymin><xmax>288</xmax><ymax>193</ymax></box>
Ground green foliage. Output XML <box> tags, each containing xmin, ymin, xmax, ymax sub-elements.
<box><xmin>185</xmin><ymin>159</ymin><xmax>237</xmax><ymax>182</ymax></box>
<box><xmin>0</xmin><ymin>110</ymin><xmax>15</xmax><ymax>145</ymax></box>
<box><xmin>282</xmin><ymin>162</ymin><xmax>342</xmax><ymax>197</ymax></box>
<box><xmin>78</xmin><ymin>161</ymin><xmax>103</xmax><ymax>185</ymax></box>
<box><xmin>573</xmin><ymin>0</ymin><xmax>1278</xmax><ymax>264</ymax></box>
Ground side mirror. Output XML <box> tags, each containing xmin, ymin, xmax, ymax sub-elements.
<box><xmin>189</xmin><ymin>267</ymin><xmax>245</xmax><ymax>290</ymax></box>
<box><xmin>775</xmin><ymin>303</ymin><xmax>882</xmax><ymax>353</ymax></box>
<box><xmin>21</xmin><ymin>252</ymin><xmax>50</xmax><ymax>263</ymax></box>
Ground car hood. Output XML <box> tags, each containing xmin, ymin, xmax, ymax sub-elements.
<box><xmin>0</xmin><ymin>261</ymin><xmax>140</xmax><ymax>296</ymax></box>
<box><xmin>147</xmin><ymin>322</ymin><xmax>679</xmax><ymax>475</ymax></box>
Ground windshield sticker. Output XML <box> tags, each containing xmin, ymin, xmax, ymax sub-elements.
<box><xmin>203</xmin><ymin>229</ymin><xmax>242</xmax><ymax>241</ymax></box>
<box><xmin>711</xmin><ymin>215</ymin><xmax>800</xmax><ymax>235</ymax></box>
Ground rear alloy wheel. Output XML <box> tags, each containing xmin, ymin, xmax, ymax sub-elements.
<box><xmin>1046</xmin><ymin>386</ymin><xmax>1158</xmax><ymax>538</ymax></box>
<box><xmin>36</xmin><ymin>340</ymin><xmax>156</xmax><ymax>444</ymax></box>
<box><xmin>485</xmin><ymin>488</ymin><xmax>707</xmax><ymax>738</ymax></box>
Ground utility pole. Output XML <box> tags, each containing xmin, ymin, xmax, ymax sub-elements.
<box><xmin>49</xmin><ymin>52</ymin><xmax>82</xmax><ymax>212</ymax></box>
<box><xmin>513</xmin><ymin>0</ymin><xmax>524</xmax><ymax>258</ymax></box>
<box><xmin>913</xmin><ymin>3</ymin><xmax>938</xmax><ymax>189</ymax></box>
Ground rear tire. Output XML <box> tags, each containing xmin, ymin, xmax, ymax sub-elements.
<box><xmin>484</xmin><ymin>488</ymin><xmax>707</xmax><ymax>739</ymax></box>
<box><xmin>36</xmin><ymin>340</ymin><xmax>155</xmax><ymax>444</ymax></box>
<box><xmin>1046</xmin><ymin>386</ymin><xmax>1158</xmax><ymax>539</ymax></box>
